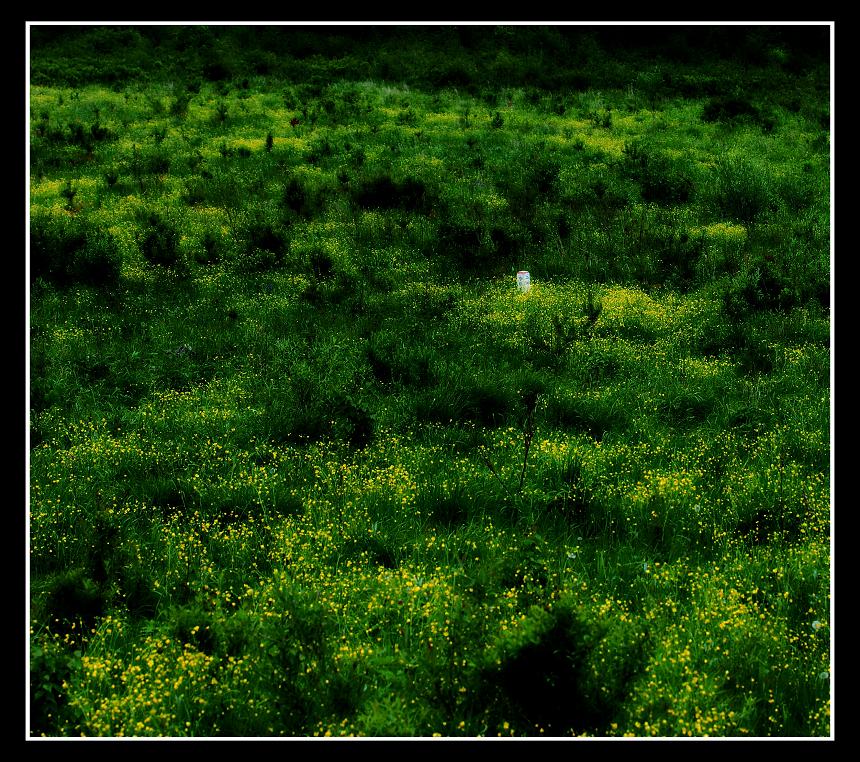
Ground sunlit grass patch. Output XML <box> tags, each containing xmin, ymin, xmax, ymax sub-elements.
<box><xmin>579</xmin><ymin>131</ymin><xmax>628</xmax><ymax>158</ymax></box>
<box><xmin>694</xmin><ymin>221</ymin><xmax>749</xmax><ymax>243</ymax></box>
<box><xmin>423</xmin><ymin>112</ymin><xmax>461</xmax><ymax>127</ymax></box>
<box><xmin>597</xmin><ymin>285</ymin><xmax>679</xmax><ymax>339</ymax></box>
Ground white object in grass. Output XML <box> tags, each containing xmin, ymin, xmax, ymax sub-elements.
<box><xmin>516</xmin><ymin>270</ymin><xmax>531</xmax><ymax>293</ymax></box>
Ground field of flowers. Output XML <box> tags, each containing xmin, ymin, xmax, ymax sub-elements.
<box><xmin>29</xmin><ymin>25</ymin><xmax>831</xmax><ymax>738</ymax></box>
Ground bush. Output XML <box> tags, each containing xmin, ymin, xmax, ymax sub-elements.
<box><xmin>138</xmin><ymin>212</ymin><xmax>181</xmax><ymax>267</ymax></box>
<box><xmin>352</xmin><ymin>172</ymin><xmax>435</xmax><ymax>213</ymax></box>
<box><xmin>282</xmin><ymin>174</ymin><xmax>324</xmax><ymax>220</ymax></box>
<box><xmin>710</xmin><ymin>157</ymin><xmax>774</xmax><ymax>224</ymax></box>
<box><xmin>309</xmin><ymin>248</ymin><xmax>334</xmax><ymax>279</ymax></box>
<box><xmin>243</xmin><ymin>215</ymin><xmax>288</xmax><ymax>270</ymax></box>
<box><xmin>621</xmin><ymin>141</ymin><xmax>694</xmax><ymax>205</ymax></box>
<box><xmin>30</xmin><ymin>211</ymin><xmax>122</xmax><ymax>288</ymax></box>
<box><xmin>721</xmin><ymin>256</ymin><xmax>793</xmax><ymax>317</ymax></box>
<box><xmin>639</xmin><ymin>214</ymin><xmax>705</xmax><ymax>289</ymax></box>
<box><xmin>436</xmin><ymin>218</ymin><xmax>485</xmax><ymax>269</ymax></box>
<box><xmin>480</xmin><ymin>602</ymin><xmax>642</xmax><ymax>735</ymax></box>
<box><xmin>202</xmin><ymin>60</ymin><xmax>231</xmax><ymax>82</ymax></box>
<box><xmin>194</xmin><ymin>231</ymin><xmax>224</xmax><ymax>265</ymax></box>
<box><xmin>701</xmin><ymin>94</ymin><xmax>760</xmax><ymax>124</ymax></box>
<box><xmin>496</xmin><ymin>146</ymin><xmax>560</xmax><ymax>225</ymax></box>
<box><xmin>30</xmin><ymin>211</ymin><xmax>86</xmax><ymax>285</ymax></box>
<box><xmin>69</xmin><ymin>228</ymin><xmax>123</xmax><ymax>287</ymax></box>
<box><xmin>264</xmin><ymin>377</ymin><xmax>373</xmax><ymax>449</ymax></box>
<box><xmin>30</xmin><ymin>636</ymin><xmax>83</xmax><ymax>736</ymax></box>
<box><xmin>39</xmin><ymin>568</ymin><xmax>106</xmax><ymax>632</ymax></box>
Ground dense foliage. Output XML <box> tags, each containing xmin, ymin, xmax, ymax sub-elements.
<box><xmin>28</xmin><ymin>24</ymin><xmax>831</xmax><ymax>738</ymax></box>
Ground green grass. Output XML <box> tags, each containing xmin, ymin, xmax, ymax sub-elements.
<box><xmin>29</xmin><ymin>25</ymin><xmax>831</xmax><ymax>738</ymax></box>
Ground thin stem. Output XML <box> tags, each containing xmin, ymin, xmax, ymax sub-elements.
<box><xmin>518</xmin><ymin>397</ymin><xmax>539</xmax><ymax>492</ymax></box>
<box><xmin>478</xmin><ymin>446</ymin><xmax>514</xmax><ymax>501</ymax></box>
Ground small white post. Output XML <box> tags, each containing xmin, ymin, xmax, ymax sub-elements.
<box><xmin>516</xmin><ymin>270</ymin><xmax>531</xmax><ymax>293</ymax></box>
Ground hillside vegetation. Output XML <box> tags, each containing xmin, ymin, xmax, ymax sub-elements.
<box><xmin>28</xmin><ymin>25</ymin><xmax>831</xmax><ymax>738</ymax></box>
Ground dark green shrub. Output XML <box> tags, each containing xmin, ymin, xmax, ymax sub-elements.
<box><xmin>68</xmin><ymin>228</ymin><xmax>122</xmax><ymax>287</ymax></box>
<box><xmin>641</xmin><ymin>220</ymin><xmax>705</xmax><ymax>288</ymax></box>
<box><xmin>66</xmin><ymin>121</ymin><xmax>88</xmax><ymax>148</ymax></box>
<box><xmin>244</xmin><ymin>216</ymin><xmax>287</xmax><ymax>268</ymax></box>
<box><xmin>721</xmin><ymin>252</ymin><xmax>801</xmax><ymax>316</ymax></box>
<box><xmin>169</xmin><ymin>92</ymin><xmax>192</xmax><ymax>118</ymax></box>
<box><xmin>588</xmin><ymin>107</ymin><xmax>613</xmax><ymax>129</ymax></box>
<box><xmin>168</xmin><ymin>604</ymin><xmax>217</xmax><ymax>655</ymax></box>
<box><xmin>237</xmin><ymin>247</ymin><xmax>281</xmax><ymax>274</ymax></box>
<box><xmin>146</xmin><ymin>151</ymin><xmax>171</xmax><ymax>175</ymax></box>
<box><xmin>366</xmin><ymin>344</ymin><xmax>396</xmax><ymax>386</ymax></box>
<box><xmin>89</xmin><ymin>121</ymin><xmax>111</xmax><ymax>142</ymax></box>
<box><xmin>575</xmin><ymin>346</ymin><xmax>622</xmax><ymax>388</ymax></box>
<box><xmin>30</xmin><ymin>211</ymin><xmax>122</xmax><ymax>288</ymax></box>
<box><xmin>138</xmin><ymin>212</ymin><xmax>181</xmax><ymax>267</ymax></box>
<box><xmin>701</xmin><ymin>94</ymin><xmax>760</xmax><ymax>123</ymax></box>
<box><xmin>309</xmin><ymin>248</ymin><xmax>334</xmax><ymax>279</ymax></box>
<box><xmin>306</xmin><ymin>135</ymin><xmax>333</xmax><ymax>164</ymax></box>
<box><xmin>527</xmin><ymin>151</ymin><xmax>560</xmax><ymax>198</ymax></box>
<box><xmin>39</xmin><ymin>568</ymin><xmax>105</xmax><ymax>632</ymax></box>
<box><xmin>195</xmin><ymin>231</ymin><xmax>223</xmax><ymax>265</ymax></box>
<box><xmin>417</xmin><ymin>480</ymin><xmax>474</xmax><ymax>527</ymax></box>
<box><xmin>183</xmin><ymin>175</ymin><xmax>209</xmax><ymax>206</ymax></box>
<box><xmin>396</xmin><ymin>108</ymin><xmax>419</xmax><ymax>126</ymax></box>
<box><xmin>30</xmin><ymin>638</ymin><xmax>82</xmax><ymax>736</ymax></box>
<box><xmin>428</xmin><ymin>57</ymin><xmax>478</xmax><ymax>90</ymax></box>
<box><xmin>710</xmin><ymin>157</ymin><xmax>774</xmax><ymax>224</ymax></box>
<box><xmin>480</xmin><ymin>603</ymin><xmax>640</xmax><ymax>735</ymax></box>
<box><xmin>417</xmin><ymin>370</ymin><xmax>514</xmax><ymax>428</ymax></box>
<box><xmin>282</xmin><ymin>174</ymin><xmax>324</xmax><ymax>220</ymax></box>
<box><xmin>367</xmin><ymin>335</ymin><xmax>438</xmax><ymax>390</ymax></box>
<box><xmin>338</xmin><ymin>398</ymin><xmax>375</xmax><ymax>448</ymax></box>
<box><xmin>216</xmin><ymin>580</ymin><xmax>349</xmax><ymax>735</ymax></box>
<box><xmin>774</xmin><ymin>164</ymin><xmax>826</xmax><ymax>214</ymax></box>
<box><xmin>301</xmin><ymin>270</ymin><xmax>365</xmax><ymax>311</ymax></box>
<box><xmin>203</xmin><ymin>60</ymin><xmax>231</xmax><ymax>82</ymax></box>
<box><xmin>352</xmin><ymin>172</ymin><xmax>435</xmax><ymax>213</ymax></box>
<box><xmin>436</xmin><ymin>218</ymin><xmax>485</xmax><ymax>269</ymax></box>
<box><xmin>396</xmin><ymin>176</ymin><xmax>435</xmax><ymax>212</ymax></box>
<box><xmin>119</xmin><ymin>566</ymin><xmax>159</xmax><ymax>620</ymax></box>
<box><xmin>151</xmin><ymin>125</ymin><xmax>167</xmax><ymax>144</ymax></box>
<box><xmin>656</xmin><ymin>384</ymin><xmax>720</xmax><ymax>428</ymax></box>
<box><xmin>621</xmin><ymin>141</ymin><xmax>694</xmax><ymax>204</ymax></box>
<box><xmin>489</xmin><ymin>225</ymin><xmax>523</xmax><ymax>262</ymax></box>
<box><xmin>59</xmin><ymin>180</ymin><xmax>77</xmax><ymax>211</ymax></box>
<box><xmin>264</xmin><ymin>377</ymin><xmax>373</xmax><ymax>448</ymax></box>
<box><xmin>182</xmin><ymin>147</ymin><xmax>202</xmax><ymax>173</ymax></box>
<box><xmin>497</xmin><ymin>147</ymin><xmax>560</xmax><ymax>225</ymax></box>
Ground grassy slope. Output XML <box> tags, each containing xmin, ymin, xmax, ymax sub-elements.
<box><xmin>28</xmin><ymin>26</ymin><xmax>831</xmax><ymax>738</ymax></box>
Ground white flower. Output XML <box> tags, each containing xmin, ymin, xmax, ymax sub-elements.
<box><xmin>811</xmin><ymin>620</ymin><xmax>825</xmax><ymax>632</ymax></box>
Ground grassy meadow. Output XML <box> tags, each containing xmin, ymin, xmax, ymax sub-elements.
<box><xmin>28</xmin><ymin>25</ymin><xmax>832</xmax><ymax>738</ymax></box>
